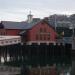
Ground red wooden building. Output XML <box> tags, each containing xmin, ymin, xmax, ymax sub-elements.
<box><xmin>0</xmin><ymin>20</ymin><xmax>57</xmax><ymax>44</ymax></box>
<box><xmin>0</xmin><ymin>14</ymin><xmax>57</xmax><ymax>44</ymax></box>
<box><xmin>25</xmin><ymin>20</ymin><xmax>57</xmax><ymax>44</ymax></box>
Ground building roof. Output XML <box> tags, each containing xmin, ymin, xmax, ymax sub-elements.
<box><xmin>2</xmin><ymin>21</ymin><xmax>30</xmax><ymax>29</ymax></box>
<box><xmin>1</xmin><ymin>18</ymin><xmax>41</xmax><ymax>29</ymax></box>
<box><xmin>0</xmin><ymin>22</ymin><xmax>4</xmax><ymax>28</ymax></box>
<box><xmin>19</xmin><ymin>19</ymin><xmax>56</xmax><ymax>36</ymax></box>
<box><xmin>1</xmin><ymin>18</ymin><xmax>55</xmax><ymax>31</ymax></box>
<box><xmin>56</xmin><ymin>21</ymin><xmax>72</xmax><ymax>28</ymax></box>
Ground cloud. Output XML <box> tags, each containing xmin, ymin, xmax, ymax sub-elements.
<box><xmin>0</xmin><ymin>0</ymin><xmax>75</xmax><ymax>21</ymax></box>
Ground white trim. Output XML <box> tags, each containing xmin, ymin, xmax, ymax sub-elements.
<box><xmin>0</xmin><ymin>36</ymin><xmax>21</xmax><ymax>46</ymax></box>
<box><xmin>53</xmin><ymin>42</ymin><xmax>56</xmax><ymax>45</ymax></box>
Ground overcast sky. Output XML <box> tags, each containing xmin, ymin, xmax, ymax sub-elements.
<box><xmin>0</xmin><ymin>0</ymin><xmax>75</xmax><ymax>21</ymax></box>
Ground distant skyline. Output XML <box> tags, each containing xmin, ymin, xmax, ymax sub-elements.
<box><xmin>0</xmin><ymin>0</ymin><xmax>75</xmax><ymax>21</ymax></box>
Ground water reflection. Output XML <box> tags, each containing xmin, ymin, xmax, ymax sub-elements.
<box><xmin>0</xmin><ymin>43</ymin><xmax>72</xmax><ymax>75</ymax></box>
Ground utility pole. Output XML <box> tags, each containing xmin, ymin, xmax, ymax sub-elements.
<box><xmin>54</xmin><ymin>14</ymin><xmax>57</xmax><ymax>31</ymax></box>
<box><xmin>70</xmin><ymin>23</ymin><xmax>75</xmax><ymax>75</ymax></box>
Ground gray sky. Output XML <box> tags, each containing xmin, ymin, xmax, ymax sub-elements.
<box><xmin>0</xmin><ymin>0</ymin><xmax>75</xmax><ymax>21</ymax></box>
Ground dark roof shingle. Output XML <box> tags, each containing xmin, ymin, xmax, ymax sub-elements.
<box><xmin>2</xmin><ymin>21</ymin><xmax>29</xmax><ymax>29</ymax></box>
<box><xmin>2</xmin><ymin>19</ymin><xmax>41</xmax><ymax>29</ymax></box>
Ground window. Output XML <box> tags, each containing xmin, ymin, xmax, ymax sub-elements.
<box><xmin>6</xmin><ymin>41</ymin><xmax>8</xmax><ymax>43</ymax></box>
<box><xmin>18</xmin><ymin>39</ymin><xmax>21</xmax><ymax>42</ymax></box>
<box><xmin>3</xmin><ymin>32</ymin><xmax>6</xmax><ymax>35</ymax></box>
<box><xmin>40</xmin><ymin>28</ymin><xmax>43</xmax><ymax>32</ymax></box>
<box><xmin>14</xmin><ymin>40</ymin><xmax>17</xmax><ymax>42</ymax></box>
<box><xmin>44</xmin><ymin>28</ymin><xmax>47</xmax><ymax>32</ymax></box>
<box><xmin>9</xmin><ymin>41</ymin><xmax>12</xmax><ymax>43</ymax></box>
<box><xmin>36</xmin><ymin>34</ymin><xmax>39</xmax><ymax>40</ymax></box>
<box><xmin>47</xmin><ymin>33</ymin><xmax>50</xmax><ymax>40</ymax></box>
<box><xmin>44</xmin><ymin>36</ymin><xmax>46</xmax><ymax>40</ymax></box>
<box><xmin>1</xmin><ymin>41</ymin><xmax>4</xmax><ymax>44</ymax></box>
<box><xmin>0</xmin><ymin>32</ymin><xmax>5</xmax><ymax>35</ymax></box>
<box><xmin>0</xmin><ymin>32</ymin><xmax>2</xmax><ymax>35</ymax></box>
<box><xmin>40</xmin><ymin>35</ymin><xmax>42</xmax><ymax>40</ymax></box>
<box><xmin>48</xmin><ymin>36</ymin><xmax>50</xmax><ymax>40</ymax></box>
